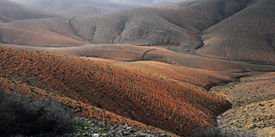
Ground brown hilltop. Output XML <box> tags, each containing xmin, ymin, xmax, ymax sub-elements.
<box><xmin>0</xmin><ymin>46</ymin><xmax>234</xmax><ymax>136</ymax></box>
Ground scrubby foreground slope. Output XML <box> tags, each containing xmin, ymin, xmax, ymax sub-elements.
<box><xmin>0</xmin><ymin>0</ymin><xmax>58</xmax><ymax>22</ymax></box>
<box><xmin>0</xmin><ymin>46</ymin><xmax>234</xmax><ymax>136</ymax></box>
<box><xmin>210</xmin><ymin>72</ymin><xmax>275</xmax><ymax>136</ymax></box>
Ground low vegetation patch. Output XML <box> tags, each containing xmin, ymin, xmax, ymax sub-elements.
<box><xmin>0</xmin><ymin>90</ymin><xmax>79</xmax><ymax>136</ymax></box>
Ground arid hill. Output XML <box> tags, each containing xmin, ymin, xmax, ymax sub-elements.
<box><xmin>0</xmin><ymin>0</ymin><xmax>58</xmax><ymax>22</ymax></box>
<box><xmin>0</xmin><ymin>17</ymin><xmax>85</xmax><ymax>46</ymax></box>
<box><xmin>68</xmin><ymin>0</ymin><xmax>275</xmax><ymax>63</ymax></box>
<box><xmin>24</xmin><ymin>0</ymin><xmax>133</xmax><ymax>17</ymax></box>
<box><xmin>108</xmin><ymin>0</ymin><xmax>184</xmax><ymax>6</ymax></box>
<box><xmin>69</xmin><ymin>0</ymin><xmax>250</xmax><ymax>48</ymax></box>
<box><xmin>196</xmin><ymin>0</ymin><xmax>275</xmax><ymax>63</ymax></box>
<box><xmin>0</xmin><ymin>46</ymin><xmax>237</xmax><ymax>136</ymax></box>
<box><xmin>1</xmin><ymin>0</ymin><xmax>275</xmax><ymax>63</ymax></box>
<box><xmin>2</xmin><ymin>44</ymin><xmax>274</xmax><ymax>72</ymax></box>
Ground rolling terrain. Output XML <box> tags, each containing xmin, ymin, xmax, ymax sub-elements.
<box><xmin>1</xmin><ymin>0</ymin><xmax>275</xmax><ymax>63</ymax></box>
<box><xmin>196</xmin><ymin>0</ymin><xmax>275</xmax><ymax>63</ymax></box>
<box><xmin>0</xmin><ymin>46</ymin><xmax>238</xmax><ymax>136</ymax></box>
<box><xmin>0</xmin><ymin>17</ymin><xmax>85</xmax><ymax>46</ymax></box>
<box><xmin>0</xmin><ymin>0</ymin><xmax>58</xmax><ymax>22</ymax></box>
<box><xmin>2</xmin><ymin>44</ymin><xmax>274</xmax><ymax>72</ymax></box>
<box><xmin>68</xmin><ymin>0</ymin><xmax>275</xmax><ymax>63</ymax></box>
<box><xmin>1</xmin><ymin>0</ymin><xmax>275</xmax><ymax>136</ymax></box>
<box><xmin>68</xmin><ymin>0</ymin><xmax>249</xmax><ymax>49</ymax></box>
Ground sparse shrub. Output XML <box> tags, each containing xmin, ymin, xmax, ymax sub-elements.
<box><xmin>0</xmin><ymin>90</ymin><xmax>79</xmax><ymax>136</ymax></box>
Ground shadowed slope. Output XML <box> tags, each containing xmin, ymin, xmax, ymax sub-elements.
<box><xmin>0</xmin><ymin>46</ymin><xmax>232</xmax><ymax>136</ymax></box>
<box><xmin>0</xmin><ymin>0</ymin><xmax>58</xmax><ymax>22</ymax></box>
<box><xmin>196</xmin><ymin>0</ymin><xmax>275</xmax><ymax>63</ymax></box>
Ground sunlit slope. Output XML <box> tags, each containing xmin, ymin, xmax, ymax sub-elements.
<box><xmin>113</xmin><ymin>61</ymin><xmax>238</xmax><ymax>90</ymax></box>
<box><xmin>3</xmin><ymin>44</ymin><xmax>274</xmax><ymax>72</ymax></box>
<box><xmin>0</xmin><ymin>76</ymin><xmax>178</xmax><ymax>137</ymax></box>
<box><xmin>0</xmin><ymin>46</ymin><xmax>231</xmax><ymax>136</ymax></box>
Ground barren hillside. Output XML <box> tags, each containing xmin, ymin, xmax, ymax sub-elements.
<box><xmin>196</xmin><ymin>0</ymin><xmax>275</xmax><ymax>63</ymax></box>
<box><xmin>25</xmin><ymin>0</ymin><xmax>132</xmax><ymax>17</ymax></box>
<box><xmin>69</xmin><ymin>0</ymin><xmax>249</xmax><ymax>48</ymax></box>
<box><xmin>1</xmin><ymin>0</ymin><xmax>275</xmax><ymax>63</ymax></box>
<box><xmin>0</xmin><ymin>46</ymin><xmax>237</xmax><ymax>136</ymax></box>
<box><xmin>0</xmin><ymin>17</ymin><xmax>86</xmax><ymax>46</ymax></box>
<box><xmin>3</xmin><ymin>44</ymin><xmax>274</xmax><ymax>72</ymax></box>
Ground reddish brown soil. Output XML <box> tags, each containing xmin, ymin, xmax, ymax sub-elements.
<box><xmin>113</xmin><ymin>61</ymin><xmax>238</xmax><ymax>90</ymax></box>
<box><xmin>5</xmin><ymin>44</ymin><xmax>273</xmax><ymax>72</ymax></box>
<box><xmin>0</xmin><ymin>46</ymin><xmax>232</xmax><ymax>136</ymax></box>
<box><xmin>0</xmin><ymin>76</ymin><xmax>177</xmax><ymax>137</ymax></box>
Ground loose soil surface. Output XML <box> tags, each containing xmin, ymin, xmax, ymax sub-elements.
<box><xmin>0</xmin><ymin>46</ymin><xmax>236</xmax><ymax>136</ymax></box>
<box><xmin>210</xmin><ymin>72</ymin><xmax>275</xmax><ymax>136</ymax></box>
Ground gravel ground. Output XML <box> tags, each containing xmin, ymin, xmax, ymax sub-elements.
<box><xmin>64</xmin><ymin>117</ymin><xmax>171</xmax><ymax>137</ymax></box>
<box><xmin>19</xmin><ymin>117</ymin><xmax>171</xmax><ymax>137</ymax></box>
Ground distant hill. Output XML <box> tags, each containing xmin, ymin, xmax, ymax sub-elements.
<box><xmin>108</xmin><ymin>0</ymin><xmax>184</xmax><ymax>6</ymax></box>
<box><xmin>69</xmin><ymin>0</ymin><xmax>275</xmax><ymax>63</ymax></box>
<box><xmin>21</xmin><ymin>0</ymin><xmax>134</xmax><ymax>17</ymax></box>
<box><xmin>69</xmin><ymin>0</ymin><xmax>249</xmax><ymax>49</ymax></box>
<box><xmin>0</xmin><ymin>0</ymin><xmax>58</xmax><ymax>22</ymax></box>
<box><xmin>196</xmin><ymin>0</ymin><xmax>275</xmax><ymax>63</ymax></box>
<box><xmin>0</xmin><ymin>17</ymin><xmax>86</xmax><ymax>46</ymax></box>
<box><xmin>1</xmin><ymin>0</ymin><xmax>275</xmax><ymax>63</ymax></box>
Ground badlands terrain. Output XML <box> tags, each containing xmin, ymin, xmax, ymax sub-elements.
<box><xmin>0</xmin><ymin>0</ymin><xmax>275</xmax><ymax>136</ymax></box>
